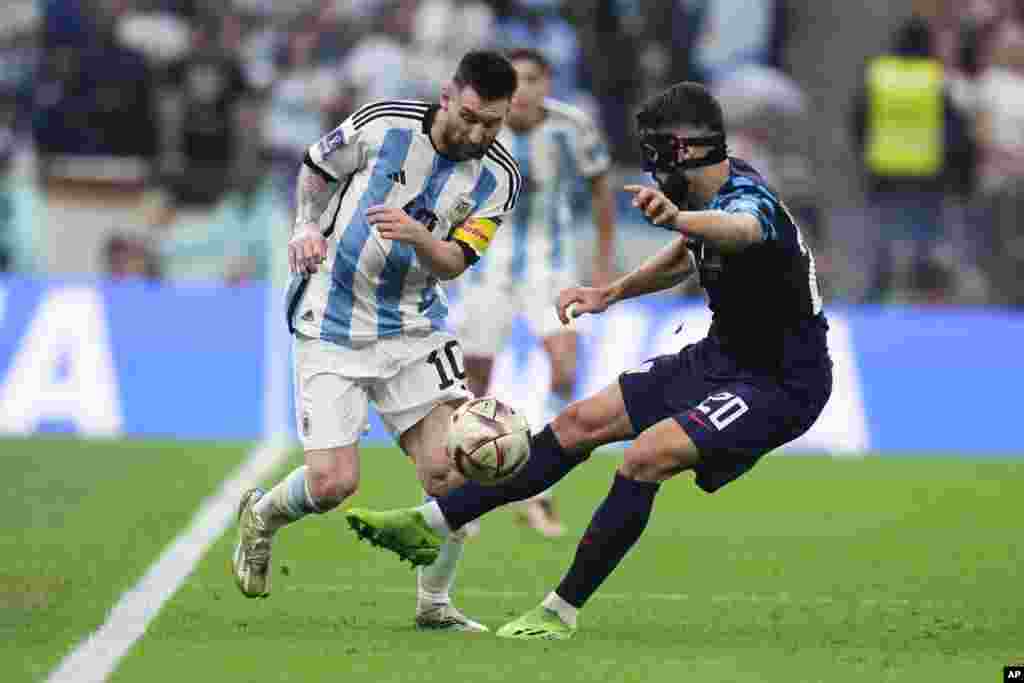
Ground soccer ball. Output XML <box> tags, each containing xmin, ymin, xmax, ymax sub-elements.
<box><xmin>447</xmin><ymin>397</ymin><xmax>531</xmax><ymax>486</ymax></box>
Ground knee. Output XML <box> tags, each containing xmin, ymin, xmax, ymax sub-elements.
<box><xmin>421</xmin><ymin>470</ymin><xmax>456</xmax><ymax>498</ymax></box>
<box><xmin>619</xmin><ymin>446</ymin><xmax>673</xmax><ymax>483</ymax></box>
<box><xmin>306</xmin><ymin>467</ymin><xmax>358</xmax><ymax>511</ymax></box>
<box><xmin>551</xmin><ymin>400</ymin><xmax>603</xmax><ymax>448</ymax></box>
<box><xmin>549</xmin><ymin>356</ymin><xmax>577</xmax><ymax>394</ymax></box>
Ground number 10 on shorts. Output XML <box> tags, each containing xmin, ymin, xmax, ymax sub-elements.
<box><xmin>695</xmin><ymin>392</ymin><xmax>749</xmax><ymax>430</ymax></box>
<box><xmin>427</xmin><ymin>340</ymin><xmax>466</xmax><ymax>390</ymax></box>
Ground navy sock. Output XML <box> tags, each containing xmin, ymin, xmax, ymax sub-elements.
<box><xmin>556</xmin><ymin>473</ymin><xmax>660</xmax><ymax>608</ymax></box>
<box><xmin>438</xmin><ymin>426</ymin><xmax>586</xmax><ymax>531</ymax></box>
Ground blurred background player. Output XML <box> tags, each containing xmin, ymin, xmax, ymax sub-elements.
<box><xmin>232</xmin><ymin>50</ymin><xmax>521</xmax><ymax>633</ymax></box>
<box><xmin>455</xmin><ymin>47</ymin><xmax>616</xmax><ymax>537</ymax></box>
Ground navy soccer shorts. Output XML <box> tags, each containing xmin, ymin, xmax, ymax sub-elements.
<box><xmin>618</xmin><ymin>336</ymin><xmax>832</xmax><ymax>493</ymax></box>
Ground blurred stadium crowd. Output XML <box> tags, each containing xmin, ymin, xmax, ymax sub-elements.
<box><xmin>0</xmin><ymin>0</ymin><xmax>1022</xmax><ymax>306</ymax></box>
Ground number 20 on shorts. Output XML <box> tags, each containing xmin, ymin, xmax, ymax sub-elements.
<box><xmin>694</xmin><ymin>392</ymin><xmax>749</xmax><ymax>430</ymax></box>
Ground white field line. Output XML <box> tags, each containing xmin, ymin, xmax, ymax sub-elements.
<box><xmin>46</xmin><ymin>437</ymin><xmax>291</xmax><ymax>683</ymax></box>
<box><xmin>187</xmin><ymin>581</ymin><xmax>973</xmax><ymax>611</ymax></box>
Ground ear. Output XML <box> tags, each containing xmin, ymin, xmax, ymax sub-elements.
<box><xmin>440</xmin><ymin>82</ymin><xmax>455</xmax><ymax>110</ymax></box>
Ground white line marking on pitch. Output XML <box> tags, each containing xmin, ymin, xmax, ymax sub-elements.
<box><xmin>46</xmin><ymin>438</ymin><xmax>291</xmax><ymax>683</ymax></box>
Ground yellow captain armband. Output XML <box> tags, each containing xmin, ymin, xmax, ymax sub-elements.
<box><xmin>451</xmin><ymin>217</ymin><xmax>499</xmax><ymax>255</ymax></box>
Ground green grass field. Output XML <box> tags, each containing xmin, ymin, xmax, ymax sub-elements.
<box><xmin>3</xmin><ymin>438</ymin><xmax>1022</xmax><ymax>682</ymax></box>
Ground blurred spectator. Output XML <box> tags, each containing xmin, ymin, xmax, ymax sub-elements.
<box><xmin>104</xmin><ymin>233</ymin><xmax>161</xmax><ymax>280</ymax></box>
<box><xmin>346</xmin><ymin>0</ymin><xmax>419</xmax><ymax>100</ymax></box>
<box><xmin>567</xmin><ymin>0</ymin><xmax>641</xmax><ymax>162</ymax></box>
<box><xmin>974</xmin><ymin>23</ymin><xmax>1024</xmax><ymax>306</ymax></box>
<box><xmin>158</xmin><ymin>173</ymin><xmax>283</xmax><ymax>284</ymax></box>
<box><xmin>974</xmin><ymin>24</ymin><xmax>1024</xmax><ymax>193</ymax></box>
<box><xmin>712</xmin><ymin>65</ymin><xmax>828</xmax><ymax>284</ymax></box>
<box><xmin>163</xmin><ymin>16</ymin><xmax>254</xmax><ymax>206</ymax></box>
<box><xmin>33</xmin><ymin>10</ymin><xmax>158</xmax><ymax>162</ymax></box>
<box><xmin>264</xmin><ymin>28</ymin><xmax>336</xmax><ymax>208</ymax></box>
<box><xmin>406</xmin><ymin>0</ymin><xmax>494</xmax><ymax>98</ymax></box>
<box><xmin>850</xmin><ymin>16</ymin><xmax>976</xmax><ymax>302</ymax></box>
<box><xmin>664</xmin><ymin>0</ymin><xmax>788</xmax><ymax>84</ymax></box>
<box><xmin>492</xmin><ymin>1</ymin><xmax>581</xmax><ymax>100</ymax></box>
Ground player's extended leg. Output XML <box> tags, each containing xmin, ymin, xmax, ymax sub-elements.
<box><xmin>497</xmin><ymin>417</ymin><xmax>698</xmax><ymax>639</ymax></box>
<box><xmin>519</xmin><ymin>330</ymin><xmax>578</xmax><ymax>538</ymax></box>
<box><xmin>233</xmin><ymin>360</ymin><xmax>368</xmax><ymax>598</ymax></box>
<box><xmin>234</xmin><ymin>444</ymin><xmax>360</xmax><ymax>598</ymax></box>
<box><xmin>398</xmin><ymin>399</ymin><xmax>487</xmax><ymax>632</ymax></box>
<box><xmin>345</xmin><ymin>381</ymin><xmax>634</xmax><ymax>564</ymax></box>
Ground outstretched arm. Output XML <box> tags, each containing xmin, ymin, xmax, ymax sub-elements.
<box><xmin>557</xmin><ymin>236</ymin><xmax>694</xmax><ymax>324</ymax></box>
<box><xmin>624</xmin><ymin>184</ymin><xmax>762</xmax><ymax>253</ymax></box>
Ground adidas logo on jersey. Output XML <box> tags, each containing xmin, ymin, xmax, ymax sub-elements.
<box><xmin>388</xmin><ymin>169</ymin><xmax>407</xmax><ymax>185</ymax></box>
<box><xmin>301</xmin><ymin>310</ymin><xmax>315</xmax><ymax>322</ymax></box>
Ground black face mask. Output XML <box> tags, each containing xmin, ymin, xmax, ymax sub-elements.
<box><xmin>640</xmin><ymin>131</ymin><xmax>728</xmax><ymax>207</ymax></box>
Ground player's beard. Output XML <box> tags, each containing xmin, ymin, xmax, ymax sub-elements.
<box><xmin>443</xmin><ymin>128</ymin><xmax>488</xmax><ymax>161</ymax></box>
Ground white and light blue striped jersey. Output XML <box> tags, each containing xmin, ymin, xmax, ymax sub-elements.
<box><xmin>287</xmin><ymin>100</ymin><xmax>522</xmax><ymax>346</ymax></box>
<box><xmin>471</xmin><ymin>98</ymin><xmax>610</xmax><ymax>284</ymax></box>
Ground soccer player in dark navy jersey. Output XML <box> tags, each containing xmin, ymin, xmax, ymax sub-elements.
<box><xmin>347</xmin><ymin>82</ymin><xmax>833</xmax><ymax>640</ymax></box>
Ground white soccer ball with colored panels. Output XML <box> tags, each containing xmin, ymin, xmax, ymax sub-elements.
<box><xmin>447</xmin><ymin>397</ymin><xmax>531</xmax><ymax>486</ymax></box>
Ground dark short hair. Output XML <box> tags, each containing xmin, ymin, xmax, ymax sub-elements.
<box><xmin>505</xmin><ymin>47</ymin><xmax>552</xmax><ymax>74</ymax></box>
<box><xmin>636</xmin><ymin>82</ymin><xmax>726</xmax><ymax>135</ymax></box>
<box><xmin>453</xmin><ymin>50</ymin><xmax>518</xmax><ymax>102</ymax></box>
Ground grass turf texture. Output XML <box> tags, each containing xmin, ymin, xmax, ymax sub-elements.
<box><xmin>0</xmin><ymin>438</ymin><xmax>254</xmax><ymax>681</ymax></box>
<box><xmin>3</xmin><ymin>440</ymin><xmax>1021</xmax><ymax>682</ymax></box>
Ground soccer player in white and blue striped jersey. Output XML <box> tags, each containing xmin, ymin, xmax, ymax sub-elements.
<box><xmin>232</xmin><ymin>51</ymin><xmax>522</xmax><ymax>633</ymax></box>
<box><xmin>456</xmin><ymin>48</ymin><xmax>616</xmax><ymax>538</ymax></box>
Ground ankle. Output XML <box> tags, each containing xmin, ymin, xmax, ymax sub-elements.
<box><xmin>542</xmin><ymin>591</ymin><xmax>578</xmax><ymax>627</ymax></box>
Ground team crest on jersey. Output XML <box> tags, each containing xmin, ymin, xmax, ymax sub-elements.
<box><xmin>302</xmin><ymin>411</ymin><xmax>312</xmax><ymax>437</ymax></box>
<box><xmin>448</xmin><ymin>194</ymin><xmax>475</xmax><ymax>226</ymax></box>
<box><xmin>318</xmin><ymin>128</ymin><xmax>345</xmax><ymax>157</ymax></box>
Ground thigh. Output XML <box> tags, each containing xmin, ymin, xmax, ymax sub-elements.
<box><xmin>454</xmin><ymin>280</ymin><xmax>516</xmax><ymax>358</ymax></box>
<box><xmin>617</xmin><ymin>346</ymin><xmax>712</xmax><ymax>435</ymax></box>
<box><xmin>553</xmin><ymin>381</ymin><xmax>635</xmax><ymax>453</ymax></box>
<box><xmin>293</xmin><ymin>336</ymin><xmax>371</xmax><ymax>450</ymax></box>
<box><xmin>675</xmin><ymin>381</ymin><xmax>821</xmax><ymax>493</ymax></box>
<box><xmin>621</xmin><ymin>417</ymin><xmax>702</xmax><ymax>483</ymax></box>
<box><xmin>371</xmin><ymin>333</ymin><xmax>474</xmax><ymax>439</ymax></box>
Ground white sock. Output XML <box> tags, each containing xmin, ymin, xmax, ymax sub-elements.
<box><xmin>253</xmin><ymin>465</ymin><xmax>319</xmax><ymax>534</ymax></box>
<box><xmin>531</xmin><ymin>487</ymin><xmax>554</xmax><ymax>503</ymax></box>
<box><xmin>542</xmin><ymin>591</ymin><xmax>578</xmax><ymax>627</ymax></box>
<box><xmin>417</xmin><ymin>529</ymin><xmax>467</xmax><ymax>604</ymax></box>
<box><xmin>417</xmin><ymin>500</ymin><xmax>453</xmax><ymax>537</ymax></box>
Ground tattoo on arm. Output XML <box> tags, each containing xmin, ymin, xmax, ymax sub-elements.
<box><xmin>294</xmin><ymin>165</ymin><xmax>337</xmax><ymax>233</ymax></box>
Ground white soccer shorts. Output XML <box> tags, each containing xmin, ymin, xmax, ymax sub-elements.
<box><xmin>292</xmin><ymin>331</ymin><xmax>472</xmax><ymax>450</ymax></box>
<box><xmin>455</xmin><ymin>270</ymin><xmax>575</xmax><ymax>357</ymax></box>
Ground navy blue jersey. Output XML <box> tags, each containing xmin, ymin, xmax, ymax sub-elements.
<box><xmin>690</xmin><ymin>158</ymin><xmax>829</xmax><ymax>373</ymax></box>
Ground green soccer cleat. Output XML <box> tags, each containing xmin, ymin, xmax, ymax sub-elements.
<box><xmin>345</xmin><ymin>508</ymin><xmax>442</xmax><ymax>567</ymax></box>
<box><xmin>496</xmin><ymin>605</ymin><xmax>576</xmax><ymax>641</ymax></box>
<box><xmin>232</xmin><ymin>488</ymin><xmax>273</xmax><ymax>598</ymax></box>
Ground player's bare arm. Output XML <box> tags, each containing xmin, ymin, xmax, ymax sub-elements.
<box><xmin>589</xmin><ymin>173</ymin><xmax>617</xmax><ymax>286</ymax></box>
<box><xmin>625</xmin><ymin>184</ymin><xmax>762</xmax><ymax>253</ymax></box>
<box><xmin>366</xmin><ymin>205</ymin><xmax>469</xmax><ymax>280</ymax></box>
<box><xmin>556</xmin><ymin>235</ymin><xmax>694</xmax><ymax>324</ymax></box>
<box><xmin>289</xmin><ymin>164</ymin><xmax>336</xmax><ymax>275</ymax></box>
